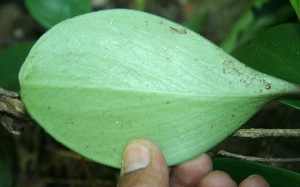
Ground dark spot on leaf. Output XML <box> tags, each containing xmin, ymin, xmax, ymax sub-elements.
<box><xmin>265</xmin><ymin>83</ymin><xmax>272</xmax><ymax>90</ymax></box>
<box><xmin>166</xmin><ymin>102</ymin><xmax>170</xmax><ymax>104</ymax></box>
<box><xmin>169</xmin><ymin>27</ymin><xmax>187</xmax><ymax>34</ymax></box>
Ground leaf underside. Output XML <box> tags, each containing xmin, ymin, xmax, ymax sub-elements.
<box><xmin>19</xmin><ymin>9</ymin><xmax>298</xmax><ymax>168</ymax></box>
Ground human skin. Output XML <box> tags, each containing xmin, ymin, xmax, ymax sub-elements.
<box><xmin>117</xmin><ymin>139</ymin><xmax>270</xmax><ymax>187</ymax></box>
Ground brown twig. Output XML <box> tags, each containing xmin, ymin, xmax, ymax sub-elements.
<box><xmin>217</xmin><ymin>150</ymin><xmax>300</xmax><ymax>162</ymax></box>
<box><xmin>233</xmin><ymin>128</ymin><xmax>300</xmax><ymax>138</ymax></box>
<box><xmin>0</xmin><ymin>87</ymin><xmax>33</xmax><ymax>134</ymax></box>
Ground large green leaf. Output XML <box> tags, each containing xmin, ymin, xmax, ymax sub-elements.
<box><xmin>213</xmin><ymin>158</ymin><xmax>300</xmax><ymax>187</ymax></box>
<box><xmin>0</xmin><ymin>41</ymin><xmax>35</xmax><ymax>91</ymax></box>
<box><xmin>232</xmin><ymin>23</ymin><xmax>300</xmax><ymax>109</ymax></box>
<box><xmin>24</xmin><ymin>0</ymin><xmax>92</xmax><ymax>28</ymax></box>
<box><xmin>19</xmin><ymin>9</ymin><xmax>299</xmax><ymax>168</ymax></box>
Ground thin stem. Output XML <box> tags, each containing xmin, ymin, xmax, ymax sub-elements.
<box><xmin>233</xmin><ymin>128</ymin><xmax>300</xmax><ymax>138</ymax></box>
<box><xmin>217</xmin><ymin>150</ymin><xmax>300</xmax><ymax>162</ymax></box>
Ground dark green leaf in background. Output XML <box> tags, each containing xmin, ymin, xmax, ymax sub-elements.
<box><xmin>184</xmin><ymin>11</ymin><xmax>207</xmax><ymax>34</ymax></box>
<box><xmin>24</xmin><ymin>0</ymin><xmax>92</xmax><ymax>29</ymax></box>
<box><xmin>290</xmin><ymin>0</ymin><xmax>300</xmax><ymax>21</ymax></box>
<box><xmin>0</xmin><ymin>41</ymin><xmax>34</xmax><ymax>91</ymax></box>
<box><xmin>213</xmin><ymin>158</ymin><xmax>300</xmax><ymax>187</ymax></box>
<box><xmin>221</xmin><ymin>0</ymin><xmax>296</xmax><ymax>53</ymax></box>
<box><xmin>0</xmin><ymin>143</ymin><xmax>13</xmax><ymax>187</ymax></box>
<box><xmin>232</xmin><ymin>23</ymin><xmax>300</xmax><ymax>109</ymax></box>
<box><xmin>132</xmin><ymin>0</ymin><xmax>148</xmax><ymax>11</ymax></box>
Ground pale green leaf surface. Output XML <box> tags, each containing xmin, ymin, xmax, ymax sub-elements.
<box><xmin>19</xmin><ymin>9</ymin><xmax>299</xmax><ymax>168</ymax></box>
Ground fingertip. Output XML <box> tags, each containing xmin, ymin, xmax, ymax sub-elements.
<box><xmin>121</xmin><ymin>140</ymin><xmax>150</xmax><ymax>175</ymax></box>
<box><xmin>189</xmin><ymin>153</ymin><xmax>213</xmax><ymax>173</ymax></box>
<box><xmin>198</xmin><ymin>170</ymin><xmax>237</xmax><ymax>187</ymax></box>
<box><xmin>170</xmin><ymin>153</ymin><xmax>213</xmax><ymax>186</ymax></box>
<box><xmin>118</xmin><ymin>139</ymin><xmax>169</xmax><ymax>187</ymax></box>
<box><xmin>239</xmin><ymin>175</ymin><xmax>270</xmax><ymax>187</ymax></box>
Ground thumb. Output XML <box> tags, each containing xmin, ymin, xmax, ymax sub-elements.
<box><xmin>117</xmin><ymin>139</ymin><xmax>169</xmax><ymax>187</ymax></box>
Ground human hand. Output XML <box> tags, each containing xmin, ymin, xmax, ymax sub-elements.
<box><xmin>117</xmin><ymin>139</ymin><xmax>269</xmax><ymax>187</ymax></box>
